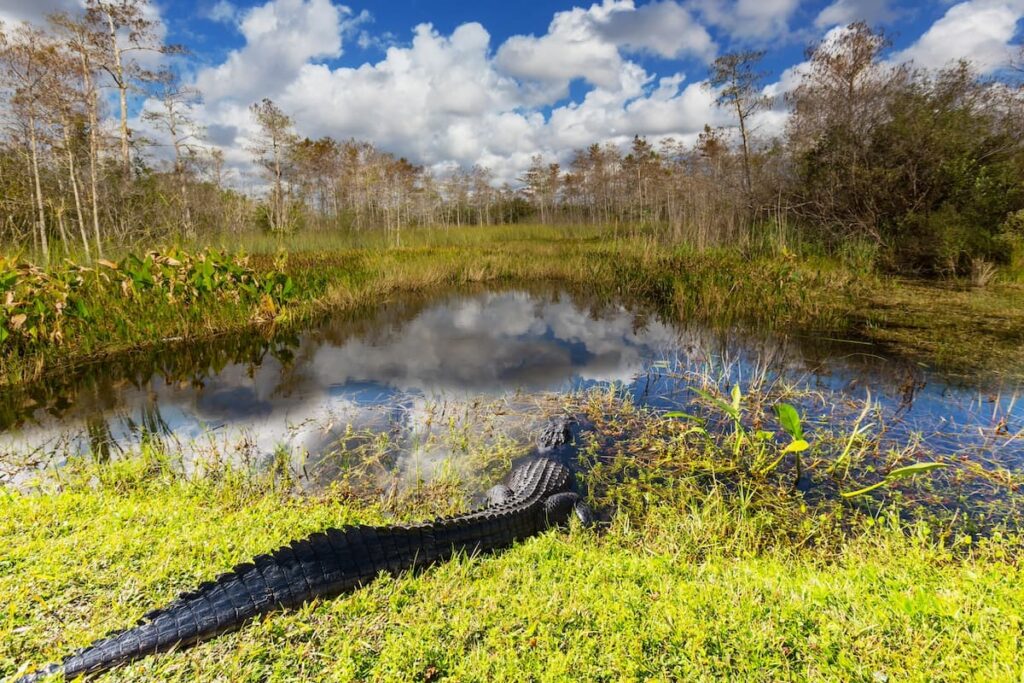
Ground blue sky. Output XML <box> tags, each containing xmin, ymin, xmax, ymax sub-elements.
<box><xmin>3</xmin><ymin>0</ymin><xmax>1021</xmax><ymax>183</ymax></box>
<box><xmin>164</xmin><ymin>1</ymin><xmax>989</xmax><ymax>88</ymax></box>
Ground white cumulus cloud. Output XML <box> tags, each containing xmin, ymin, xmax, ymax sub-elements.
<box><xmin>167</xmin><ymin>0</ymin><xmax>1023</xmax><ymax>187</ymax></box>
<box><xmin>178</xmin><ymin>0</ymin><xmax>724</xmax><ymax>185</ymax></box>
<box><xmin>0</xmin><ymin>0</ymin><xmax>81</xmax><ymax>26</ymax></box>
<box><xmin>891</xmin><ymin>0</ymin><xmax>1024</xmax><ymax>73</ymax></box>
<box><xmin>195</xmin><ymin>0</ymin><xmax>346</xmax><ymax>103</ymax></box>
<box><xmin>204</xmin><ymin>0</ymin><xmax>239</xmax><ymax>24</ymax></box>
<box><xmin>495</xmin><ymin>0</ymin><xmax>714</xmax><ymax>94</ymax></box>
<box><xmin>814</xmin><ymin>0</ymin><xmax>898</xmax><ymax>28</ymax></box>
<box><xmin>691</xmin><ymin>0</ymin><xmax>801</xmax><ymax>41</ymax></box>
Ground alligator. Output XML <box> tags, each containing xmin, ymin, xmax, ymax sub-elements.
<box><xmin>16</xmin><ymin>417</ymin><xmax>591</xmax><ymax>682</ymax></box>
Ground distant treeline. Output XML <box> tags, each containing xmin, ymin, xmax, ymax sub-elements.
<box><xmin>1</xmin><ymin>4</ymin><xmax>1022</xmax><ymax>275</ymax></box>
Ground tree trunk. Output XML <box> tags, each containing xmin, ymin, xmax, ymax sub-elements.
<box><xmin>172</xmin><ymin>138</ymin><xmax>193</xmax><ymax>237</ymax></box>
<box><xmin>56</xmin><ymin>200</ymin><xmax>71</xmax><ymax>255</ymax></box>
<box><xmin>28</xmin><ymin>114</ymin><xmax>50</xmax><ymax>262</ymax></box>
<box><xmin>106</xmin><ymin>12</ymin><xmax>131</xmax><ymax>177</ymax></box>
<box><xmin>63</xmin><ymin>122</ymin><xmax>91</xmax><ymax>257</ymax></box>
<box><xmin>80</xmin><ymin>55</ymin><xmax>104</xmax><ymax>257</ymax></box>
<box><xmin>735</xmin><ymin>100</ymin><xmax>752</xmax><ymax>194</ymax></box>
<box><xmin>273</xmin><ymin>137</ymin><xmax>283</xmax><ymax>232</ymax></box>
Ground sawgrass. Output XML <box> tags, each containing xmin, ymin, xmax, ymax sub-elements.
<box><xmin>3</xmin><ymin>410</ymin><xmax>1023</xmax><ymax>683</ymax></box>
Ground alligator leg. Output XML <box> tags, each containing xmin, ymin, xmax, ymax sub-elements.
<box><xmin>572</xmin><ymin>499</ymin><xmax>594</xmax><ymax>527</ymax></box>
<box><xmin>542</xmin><ymin>492</ymin><xmax>593</xmax><ymax>527</ymax></box>
<box><xmin>536</xmin><ymin>416</ymin><xmax>574</xmax><ymax>454</ymax></box>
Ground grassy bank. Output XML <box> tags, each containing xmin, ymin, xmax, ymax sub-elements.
<box><xmin>3</xmin><ymin>405</ymin><xmax>1023</xmax><ymax>682</ymax></box>
<box><xmin>4</xmin><ymin>224</ymin><xmax>1024</xmax><ymax>389</ymax></box>
<box><xmin>1</xmin><ymin>225</ymin><xmax>869</xmax><ymax>387</ymax></box>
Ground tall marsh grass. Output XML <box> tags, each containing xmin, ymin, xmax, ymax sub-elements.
<box><xmin>3</xmin><ymin>224</ymin><xmax>1022</xmax><ymax>388</ymax></box>
<box><xmin>0</xmin><ymin>228</ymin><xmax>868</xmax><ymax>388</ymax></box>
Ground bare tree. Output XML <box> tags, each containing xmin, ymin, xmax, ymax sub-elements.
<box><xmin>707</xmin><ymin>50</ymin><xmax>770</xmax><ymax>194</ymax></box>
<box><xmin>42</xmin><ymin>42</ymin><xmax>92</xmax><ymax>255</ymax></box>
<box><xmin>786</xmin><ymin>22</ymin><xmax>898</xmax><ymax>240</ymax></box>
<box><xmin>143</xmin><ymin>73</ymin><xmax>203</xmax><ymax>236</ymax></box>
<box><xmin>85</xmin><ymin>0</ymin><xmax>180</xmax><ymax>177</ymax></box>
<box><xmin>788</xmin><ymin>22</ymin><xmax>892</xmax><ymax>147</ymax></box>
<box><xmin>0</xmin><ymin>23</ymin><xmax>63</xmax><ymax>261</ymax></box>
<box><xmin>249</xmin><ymin>98</ymin><xmax>297</xmax><ymax>233</ymax></box>
<box><xmin>520</xmin><ymin>155</ymin><xmax>561</xmax><ymax>224</ymax></box>
<box><xmin>291</xmin><ymin>136</ymin><xmax>341</xmax><ymax>227</ymax></box>
<box><xmin>470</xmin><ymin>165</ymin><xmax>494</xmax><ymax>225</ymax></box>
<box><xmin>49</xmin><ymin>11</ymin><xmax>106</xmax><ymax>256</ymax></box>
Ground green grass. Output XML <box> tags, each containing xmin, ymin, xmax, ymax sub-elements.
<box><xmin>855</xmin><ymin>278</ymin><xmax>1024</xmax><ymax>378</ymax></box>
<box><xmin>3</xmin><ymin>440</ymin><xmax>1023</xmax><ymax>682</ymax></box>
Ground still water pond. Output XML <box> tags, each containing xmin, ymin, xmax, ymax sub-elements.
<box><xmin>1</xmin><ymin>287</ymin><xmax>1021</xmax><ymax>492</ymax></box>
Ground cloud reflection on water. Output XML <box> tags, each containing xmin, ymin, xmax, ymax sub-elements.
<box><xmin>0</xmin><ymin>290</ymin><xmax>677</xmax><ymax>482</ymax></box>
<box><xmin>1</xmin><ymin>288</ymin><xmax>1020</xmax><ymax>491</ymax></box>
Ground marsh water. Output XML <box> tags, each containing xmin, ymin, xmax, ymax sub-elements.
<box><xmin>1</xmin><ymin>285</ymin><xmax>1021</xmax><ymax>502</ymax></box>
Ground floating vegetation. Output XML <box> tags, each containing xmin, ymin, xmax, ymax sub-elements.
<box><xmin>840</xmin><ymin>462</ymin><xmax>947</xmax><ymax>499</ymax></box>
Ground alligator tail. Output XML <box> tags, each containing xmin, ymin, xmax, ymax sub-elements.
<box><xmin>17</xmin><ymin>525</ymin><xmax>430</xmax><ymax>681</ymax></box>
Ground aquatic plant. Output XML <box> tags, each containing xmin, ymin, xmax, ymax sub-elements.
<box><xmin>763</xmin><ymin>403</ymin><xmax>809</xmax><ymax>485</ymax></box>
<box><xmin>668</xmin><ymin>384</ymin><xmax>811</xmax><ymax>488</ymax></box>
<box><xmin>104</xmin><ymin>249</ymin><xmax>295</xmax><ymax>307</ymax></box>
<box><xmin>0</xmin><ymin>256</ymin><xmax>86</xmax><ymax>348</ymax></box>
<box><xmin>0</xmin><ymin>249</ymin><xmax>295</xmax><ymax>357</ymax></box>
<box><xmin>840</xmin><ymin>462</ymin><xmax>947</xmax><ymax>499</ymax></box>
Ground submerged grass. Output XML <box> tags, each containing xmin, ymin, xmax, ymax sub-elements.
<box><xmin>855</xmin><ymin>279</ymin><xmax>1024</xmax><ymax>378</ymax></box>
<box><xmin>3</xmin><ymin>394</ymin><xmax>1024</xmax><ymax>682</ymax></box>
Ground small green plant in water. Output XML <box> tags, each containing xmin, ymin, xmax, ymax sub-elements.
<box><xmin>694</xmin><ymin>384</ymin><xmax>745</xmax><ymax>456</ymax></box>
<box><xmin>761</xmin><ymin>403</ymin><xmax>809</xmax><ymax>486</ymax></box>
<box><xmin>667</xmin><ymin>387</ymin><xmax>810</xmax><ymax>487</ymax></box>
<box><xmin>840</xmin><ymin>462</ymin><xmax>947</xmax><ymax>498</ymax></box>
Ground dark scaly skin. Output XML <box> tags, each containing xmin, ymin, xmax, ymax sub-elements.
<box><xmin>17</xmin><ymin>419</ymin><xmax>590</xmax><ymax>682</ymax></box>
